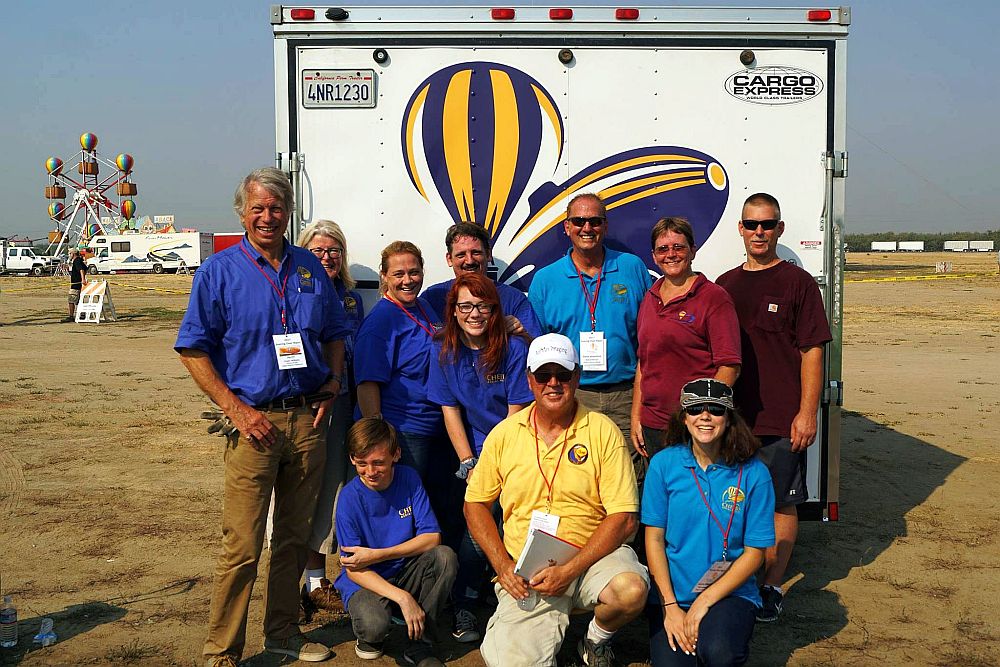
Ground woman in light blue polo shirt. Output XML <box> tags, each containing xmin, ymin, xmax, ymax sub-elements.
<box><xmin>427</xmin><ymin>272</ymin><xmax>533</xmax><ymax>643</ymax></box>
<box><xmin>642</xmin><ymin>379</ymin><xmax>775</xmax><ymax>667</ymax></box>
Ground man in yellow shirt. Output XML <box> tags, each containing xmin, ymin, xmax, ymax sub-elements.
<box><xmin>465</xmin><ymin>333</ymin><xmax>648</xmax><ymax>667</ymax></box>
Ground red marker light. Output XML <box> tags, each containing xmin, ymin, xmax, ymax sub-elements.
<box><xmin>491</xmin><ymin>7</ymin><xmax>515</xmax><ymax>20</ymax></box>
<box><xmin>807</xmin><ymin>9</ymin><xmax>832</xmax><ymax>21</ymax></box>
<box><xmin>615</xmin><ymin>8</ymin><xmax>639</xmax><ymax>20</ymax></box>
<box><xmin>289</xmin><ymin>8</ymin><xmax>316</xmax><ymax>20</ymax></box>
<box><xmin>827</xmin><ymin>502</ymin><xmax>839</xmax><ymax>521</ymax></box>
<box><xmin>550</xmin><ymin>8</ymin><xmax>573</xmax><ymax>20</ymax></box>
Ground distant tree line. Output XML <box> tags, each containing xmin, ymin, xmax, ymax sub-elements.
<box><xmin>845</xmin><ymin>230</ymin><xmax>1000</xmax><ymax>252</ymax></box>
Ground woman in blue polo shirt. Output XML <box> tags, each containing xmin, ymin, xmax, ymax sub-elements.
<box><xmin>354</xmin><ymin>241</ymin><xmax>443</xmax><ymax>479</ymax></box>
<box><xmin>642</xmin><ymin>379</ymin><xmax>775</xmax><ymax>667</ymax></box>
<box><xmin>427</xmin><ymin>272</ymin><xmax>533</xmax><ymax>642</ymax></box>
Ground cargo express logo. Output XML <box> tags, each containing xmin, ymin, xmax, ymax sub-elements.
<box><xmin>725</xmin><ymin>66</ymin><xmax>824</xmax><ymax>105</ymax></box>
<box><xmin>403</xmin><ymin>62</ymin><xmax>730</xmax><ymax>289</ymax></box>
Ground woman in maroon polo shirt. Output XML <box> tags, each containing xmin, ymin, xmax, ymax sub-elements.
<box><xmin>630</xmin><ymin>217</ymin><xmax>742</xmax><ymax>459</ymax></box>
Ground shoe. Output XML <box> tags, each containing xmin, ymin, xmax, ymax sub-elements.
<box><xmin>756</xmin><ymin>585</ymin><xmax>784</xmax><ymax>622</ymax></box>
<box><xmin>403</xmin><ymin>640</ymin><xmax>444</xmax><ymax>666</ymax></box>
<box><xmin>355</xmin><ymin>639</ymin><xmax>384</xmax><ymax>660</ymax></box>
<box><xmin>578</xmin><ymin>637</ymin><xmax>616</xmax><ymax>667</ymax></box>
<box><xmin>300</xmin><ymin>583</ymin><xmax>317</xmax><ymax>624</ymax></box>
<box><xmin>205</xmin><ymin>656</ymin><xmax>239</xmax><ymax>667</ymax></box>
<box><xmin>61</xmin><ymin>317</ymin><xmax>75</xmax><ymax>323</ymax></box>
<box><xmin>452</xmin><ymin>608</ymin><xmax>480</xmax><ymax>643</ymax></box>
<box><xmin>263</xmin><ymin>634</ymin><xmax>331</xmax><ymax>662</ymax></box>
<box><xmin>309</xmin><ymin>578</ymin><xmax>345</xmax><ymax>613</ymax></box>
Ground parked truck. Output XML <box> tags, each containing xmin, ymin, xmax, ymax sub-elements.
<box><xmin>1</xmin><ymin>239</ymin><xmax>59</xmax><ymax>276</ymax></box>
<box><xmin>270</xmin><ymin>4</ymin><xmax>850</xmax><ymax>520</ymax></box>
<box><xmin>944</xmin><ymin>240</ymin><xmax>970</xmax><ymax>252</ymax></box>
<box><xmin>871</xmin><ymin>241</ymin><xmax>897</xmax><ymax>252</ymax></box>
<box><xmin>898</xmin><ymin>241</ymin><xmax>924</xmax><ymax>252</ymax></box>
<box><xmin>86</xmin><ymin>232</ymin><xmax>213</xmax><ymax>274</ymax></box>
<box><xmin>969</xmin><ymin>240</ymin><xmax>995</xmax><ymax>252</ymax></box>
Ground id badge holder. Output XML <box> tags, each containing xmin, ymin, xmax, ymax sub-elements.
<box><xmin>692</xmin><ymin>560</ymin><xmax>733</xmax><ymax>593</ymax></box>
<box><xmin>273</xmin><ymin>333</ymin><xmax>308</xmax><ymax>370</ymax></box>
<box><xmin>579</xmin><ymin>331</ymin><xmax>607</xmax><ymax>372</ymax></box>
<box><xmin>529</xmin><ymin>510</ymin><xmax>560</xmax><ymax>535</ymax></box>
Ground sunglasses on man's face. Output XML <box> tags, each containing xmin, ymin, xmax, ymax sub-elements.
<box><xmin>684</xmin><ymin>403</ymin><xmax>728</xmax><ymax>417</ymax></box>
<box><xmin>532</xmin><ymin>368</ymin><xmax>574</xmax><ymax>384</ymax></box>
<box><xmin>740</xmin><ymin>219</ymin><xmax>780</xmax><ymax>231</ymax></box>
<box><xmin>567</xmin><ymin>216</ymin><xmax>606</xmax><ymax>228</ymax></box>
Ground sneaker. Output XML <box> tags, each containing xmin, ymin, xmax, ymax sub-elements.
<box><xmin>577</xmin><ymin>637</ymin><xmax>616</xmax><ymax>667</ymax></box>
<box><xmin>403</xmin><ymin>640</ymin><xmax>444</xmax><ymax>667</ymax></box>
<box><xmin>355</xmin><ymin>639</ymin><xmax>384</xmax><ymax>660</ymax></box>
<box><xmin>309</xmin><ymin>578</ymin><xmax>346</xmax><ymax>613</ymax></box>
<box><xmin>756</xmin><ymin>585</ymin><xmax>784</xmax><ymax>623</ymax></box>
<box><xmin>263</xmin><ymin>634</ymin><xmax>331</xmax><ymax>662</ymax></box>
<box><xmin>205</xmin><ymin>656</ymin><xmax>239</xmax><ymax>667</ymax></box>
<box><xmin>452</xmin><ymin>608</ymin><xmax>481</xmax><ymax>643</ymax></box>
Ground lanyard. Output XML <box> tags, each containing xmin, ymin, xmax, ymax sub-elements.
<box><xmin>240</xmin><ymin>243</ymin><xmax>292</xmax><ymax>333</ymax></box>
<box><xmin>574</xmin><ymin>261</ymin><xmax>603</xmax><ymax>331</ymax></box>
<box><xmin>689</xmin><ymin>464</ymin><xmax>744</xmax><ymax>561</ymax></box>
<box><xmin>384</xmin><ymin>295</ymin><xmax>435</xmax><ymax>337</ymax></box>
<box><xmin>532</xmin><ymin>406</ymin><xmax>572</xmax><ymax>513</ymax></box>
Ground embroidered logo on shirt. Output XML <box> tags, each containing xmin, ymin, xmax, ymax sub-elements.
<box><xmin>612</xmin><ymin>283</ymin><xmax>627</xmax><ymax>303</ymax></box>
<box><xmin>678</xmin><ymin>310</ymin><xmax>696</xmax><ymax>324</ymax></box>
<box><xmin>767</xmin><ymin>303</ymin><xmax>779</xmax><ymax>313</ymax></box>
<box><xmin>344</xmin><ymin>295</ymin><xmax>358</xmax><ymax>312</ymax></box>
<box><xmin>398</xmin><ymin>505</ymin><xmax>413</xmax><ymax>519</ymax></box>
<box><xmin>568</xmin><ymin>444</ymin><xmax>589</xmax><ymax>464</ymax></box>
<box><xmin>485</xmin><ymin>372</ymin><xmax>505</xmax><ymax>384</ymax></box>
<box><xmin>721</xmin><ymin>486</ymin><xmax>746</xmax><ymax>512</ymax></box>
<box><xmin>297</xmin><ymin>266</ymin><xmax>313</xmax><ymax>288</ymax></box>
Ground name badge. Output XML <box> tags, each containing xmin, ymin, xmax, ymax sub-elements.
<box><xmin>273</xmin><ymin>333</ymin><xmax>308</xmax><ymax>370</ymax></box>
<box><xmin>692</xmin><ymin>560</ymin><xmax>733</xmax><ymax>593</ymax></box>
<box><xmin>579</xmin><ymin>331</ymin><xmax>607</xmax><ymax>372</ymax></box>
<box><xmin>529</xmin><ymin>510</ymin><xmax>560</xmax><ymax>535</ymax></box>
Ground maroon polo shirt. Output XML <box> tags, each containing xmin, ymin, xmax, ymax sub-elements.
<box><xmin>637</xmin><ymin>274</ymin><xmax>742</xmax><ymax>429</ymax></box>
<box><xmin>716</xmin><ymin>261</ymin><xmax>832</xmax><ymax>436</ymax></box>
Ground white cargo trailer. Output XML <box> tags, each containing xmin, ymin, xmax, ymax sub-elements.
<box><xmin>86</xmin><ymin>232</ymin><xmax>213</xmax><ymax>274</ymax></box>
<box><xmin>898</xmin><ymin>241</ymin><xmax>924</xmax><ymax>252</ymax></box>
<box><xmin>969</xmin><ymin>240</ymin><xmax>995</xmax><ymax>252</ymax></box>
<box><xmin>871</xmin><ymin>241</ymin><xmax>897</xmax><ymax>252</ymax></box>
<box><xmin>271</xmin><ymin>4</ymin><xmax>850</xmax><ymax>520</ymax></box>
<box><xmin>944</xmin><ymin>240</ymin><xmax>969</xmax><ymax>252</ymax></box>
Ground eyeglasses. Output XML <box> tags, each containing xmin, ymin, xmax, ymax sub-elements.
<box><xmin>684</xmin><ymin>403</ymin><xmax>728</xmax><ymax>417</ymax></box>
<box><xmin>567</xmin><ymin>216</ymin><xmax>606</xmax><ymax>227</ymax></box>
<box><xmin>456</xmin><ymin>302</ymin><xmax>495</xmax><ymax>314</ymax></box>
<box><xmin>532</xmin><ymin>368</ymin><xmax>574</xmax><ymax>384</ymax></box>
<box><xmin>740</xmin><ymin>219</ymin><xmax>780</xmax><ymax>231</ymax></box>
<box><xmin>654</xmin><ymin>244</ymin><xmax>690</xmax><ymax>255</ymax></box>
<box><xmin>309</xmin><ymin>247</ymin><xmax>343</xmax><ymax>258</ymax></box>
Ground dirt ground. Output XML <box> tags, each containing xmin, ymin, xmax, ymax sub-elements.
<box><xmin>0</xmin><ymin>251</ymin><xmax>998</xmax><ymax>666</ymax></box>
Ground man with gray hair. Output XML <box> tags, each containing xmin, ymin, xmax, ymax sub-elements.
<box><xmin>176</xmin><ymin>167</ymin><xmax>349</xmax><ymax>665</ymax></box>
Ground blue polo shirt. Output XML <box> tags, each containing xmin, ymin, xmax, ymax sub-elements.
<box><xmin>174</xmin><ymin>237</ymin><xmax>349</xmax><ymax>406</ymax></box>
<box><xmin>353</xmin><ymin>297</ymin><xmax>443</xmax><ymax>435</ymax></box>
<box><xmin>427</xmin><ymin>336</ymin><xmax>534</xmax><ymax>455</ymax></box>
<box><xmin>335</xmin><ymin>280</ymin><xmax>365</xmax><ymax>395</ymax></box>
<box><xmin>641</xmin><ymin>445</ymin><xmax>775</xmax><ymax>608</ymax></box>
<box><xmin>422</xmin><ymin>279</ymin><xmax>543</xmax><ymax>339</ymax></box>
<box><xmin>528</xmin><ymin>248</ymin><xmax>652</xmax><ymax>385</ymax></box>
<box><xmin>334</xmin><ymin>465</ymin><xmax>440</xmax><ymax>607</ymax></box>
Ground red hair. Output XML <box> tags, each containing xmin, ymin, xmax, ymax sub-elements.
<box><xmin>438</xmin><ymin>273</ymin><xmax>510</xmax><ymax>376</ymax></box>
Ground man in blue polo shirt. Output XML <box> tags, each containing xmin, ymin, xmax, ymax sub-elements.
<box><xmin>528</xmin><ymin>193</ymin><xmax>652</xmax><ymax>460</ymax></box>
<box><xmin>176</xmin><ymin>167</ymin><xmax>349</xmax><ymax>667</ymax></box>
<box><xmin>421</xmin><ymin>222</ymin><xmax>542</xmax><ymax>338</ymax></box>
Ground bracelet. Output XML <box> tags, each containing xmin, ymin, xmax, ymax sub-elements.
<box><xmin>662</xmin><ymin>601</ymin><xmax>678</xmax><ymax>608</ymax></box>
<box><xmin>455</xmin><ymin>456</ymin><xmax>479</xmax><ymax>480</ymax></box>
<box><xmin>328</xmin><ymin>373</ymin><xmax>344</xmax><ymax>385</ymax></box>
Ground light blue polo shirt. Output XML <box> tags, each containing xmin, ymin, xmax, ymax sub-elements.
<box><xmin>641</xmin><ymin>445</ymin><xmax>775</xmax><ymax>608</ymax></box>
<box><xmin>528</xmin><ymin>247</ymin><xmax>652</xmax><ymax>385</ymax></box>
<box><xmin>427</xmin><ymin>336</ymin><xmax>534</xmax><ymax>455</ymax></box>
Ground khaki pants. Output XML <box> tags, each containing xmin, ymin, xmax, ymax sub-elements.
<box><xmin>203</xmin><ymin>407</ymin><xmax>327</xmax><ymax>661</ymax></box>
<box><xmin>479</xmin><ymin>546</ymin><xmax>648</xmax><ymax>667</ymax></box>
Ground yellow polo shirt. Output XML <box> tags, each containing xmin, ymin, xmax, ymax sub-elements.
<box><xmin>465</xmin><ymin>402</ymin><xmax>639</xmax><ymax>561</ymax></box>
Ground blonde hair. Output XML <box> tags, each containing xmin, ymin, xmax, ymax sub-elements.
<box><xmin>378</xmin><ymin>241</ymin><xmax>424</xmax><ymax>296</ymax></box>
<box><xmin>299</xmin><ymin>219</ymin><xmax>356</xmax><ymax>291</ymax></box>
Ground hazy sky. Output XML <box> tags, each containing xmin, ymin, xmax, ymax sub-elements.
<box><xmin>2</xmin><ymin>0</ymin><xmax>996</xmax><ymax>238</ymax></box>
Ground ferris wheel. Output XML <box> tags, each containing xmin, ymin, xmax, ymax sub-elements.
<box><xmin>43</xmin><ymin>132</ymin><xmax>139</xmax><ymax>258</ymax></box>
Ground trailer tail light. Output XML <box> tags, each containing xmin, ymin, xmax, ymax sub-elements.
<box><xmin>289</xmin><ymin>8</ymin><xmax>316</xmax><ymax>20</ymax></box>
<box><xmin>807</xmin><ymin>9</ymin><xmax>832</xmax><ymax>21</ymax></box>
<box><xmin>549</xmin><ymin>8</ymin><xmax>573</xmax><ymax>20</ymax></box>
<box><xmin>491</xmin><ymin>7</ymin><xmax>515</xmax><ymax>20</ymax></box>
<box><xmin>615</xmin><ymin>8</ymin><xmax>639</xmax><ymax>20</ymax></box>
<box><xmin>827</xmin><ymin>502</ymin><xmax>839</xmax><ymax>521</ymax></box>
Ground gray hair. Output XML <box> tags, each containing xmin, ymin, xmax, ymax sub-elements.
<box><xmin>233</xmin><ymin>167</ymin><xmax>294</xmax><ymax>220</ymax></box>
<box><xmin>299</xmin><ymin>219</ymin><xmax>356</xmax><ymax>291</ymax></box>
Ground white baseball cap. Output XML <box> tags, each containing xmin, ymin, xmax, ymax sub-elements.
<box><xmin>527</xmin><ymin>333</ymin><xmax>579</xmax><ymax>372</ymax></box>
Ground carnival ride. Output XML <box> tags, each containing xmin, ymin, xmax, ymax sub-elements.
<box><xmin>43</xmin><ymin>133</ymin><xmax>139</xmax><ymax>258</ymax></box>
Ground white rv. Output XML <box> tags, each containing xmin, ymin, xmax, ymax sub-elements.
<box><xmin>271</xmin><ymin>4</ymin><xmax>850</xmax><ymax>520</ymax></box>
<box><xmin>86</xmin><ymin>233</ymin><xmax>213</xmax><ymax>274</ymax></box>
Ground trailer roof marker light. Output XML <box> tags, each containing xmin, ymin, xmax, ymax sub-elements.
<box><xmin>558</xmin><ymin>48</ymin><xmax>574</xmax><ymax>64</ymax></box>
<box><xmin>807</xmin><ymin>9</ymin><xmax>832</xmax><ymax>21</ymax></box>
<box><xmin>740</xmin><ymin>50</ymin><xmax>755</xmax><ymax>67</ymax></box>
<box><xmin>289</xmin><ymin>9</ymin><xmax>315</xmax><ymax>21</ymax></box>
<box><xmin>491</xmin><ymin>8</ymin><xmax>515</xmax><ymax>20</ymax></box>
<box><xmin>373</xmin><ymin>49</ymin><xmax>389</xmax><ymax>64</ymax></box>
<box><xmin>325</xmin><ymin>8</ymin><xmax>350</xmax><ymax>21</ymax></box>
<box><xmin>615</xmin><ymin>8</ymin><xmax>639</xmax><ymax>20</ymax></box>
<box><xmin>549</xmin><ymin>8</ymin><xmax>573</xmax><ymax>20</ymax></box>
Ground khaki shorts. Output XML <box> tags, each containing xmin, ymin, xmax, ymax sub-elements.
<box><xmin>479</xmin><ymin>545</ymin><xmax>649</xmax><ymax>667</ymax></box>
<box><xmin>68</xmin><ymin>288</ymin><xmax>81</xmax><ymax>305</ymax></box>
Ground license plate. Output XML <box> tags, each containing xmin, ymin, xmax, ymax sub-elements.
<box><xmin>302</xmin><ymin>69</ymin><xmax>377</xmax><ymax>108</ymax></box>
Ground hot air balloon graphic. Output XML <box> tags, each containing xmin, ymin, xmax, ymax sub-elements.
<box><xmin>45</xmin><ymin>157</ymin><xmax>64</xmax><ymax>176</ymax></box>
<box><xmin>80</xmin><ymin>133</ymin><xmax>98</xmax><ymax>151</ymax></box>
<box><xmin>115</xmin><ymin>153</ymin><xmax>134</xmax><ymax>173</ymax></box>
<box><xmin>48</xmin><ymin>202</ymin><xmax>66</xmax><ymax>219</ymax></box>
<box><xmin>120</xmin><ymin>199</ymin><xmax>136</xmax><ymax>220</ymax></box>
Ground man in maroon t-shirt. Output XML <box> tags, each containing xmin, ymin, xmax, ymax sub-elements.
<box><xmin>716</xmin><ymin>192</ymin><xmax>832</xmax><ymax>624</ymax></box>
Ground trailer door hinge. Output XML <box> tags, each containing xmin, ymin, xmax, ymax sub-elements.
<box><xmin>825</xmin><ymin>151</ymin><xmax>848</xmax><ymax>178</ymax></box>
<box><xmin>824</xmin><ymin>380</ymin><xmax>844</xmax><ymax>406</ymax></box>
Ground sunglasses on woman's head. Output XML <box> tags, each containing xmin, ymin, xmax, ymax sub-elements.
<box><xmin>684</xmin><ymin>403</ymin><xmax>728</xmax><ymax>417</ymax></box>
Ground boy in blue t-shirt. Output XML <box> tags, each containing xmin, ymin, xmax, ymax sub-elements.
<box><xmin>335</xmin><ymin>417</ymin><xmax>457</xmax><ymax>666</ymax></box>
